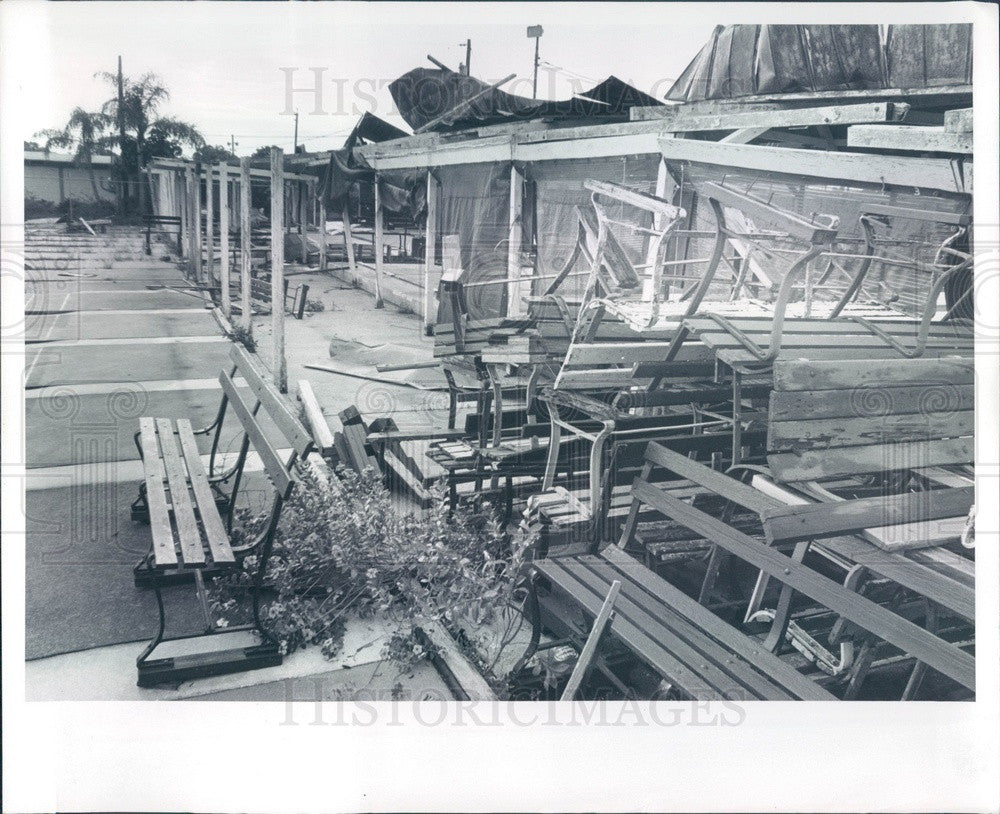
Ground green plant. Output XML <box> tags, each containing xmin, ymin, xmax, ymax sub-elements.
<box><xmin>230</xmin><ymin>324</ymin><xmax>256</xmax><ymax>352</ymax></box>
<box><xmin>304</xmin><ymin>298</ymin><xmax>325</xmax><ymax>313</ymax></box>
<box><xmin>212</xmin><ymin>467</ymin><xmax>534</xmax><ymax>685</ymax></box>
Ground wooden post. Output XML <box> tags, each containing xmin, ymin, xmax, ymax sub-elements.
<box><xmin>239</xmin><ymin>158</ymin><xmax>252</xmax><ymax>333</ymax></box>
<box><xmin>270</xmin><ymin>147</ymin><xmax>287</xmax><ymax>392</ymax></box>
<box><xmin>205</xmin><ymin>166</ymin><xmax>215</xmax><ymax>285</ymax></box>
<box><xmin>298</xmin><ymin>182</ymin><xmax>308</xmax><ymax>264</ymax></box>
<box><xmin>423</xmin><ymin>169</ymin><xmax>437</xmax><ymax>334</ymax></box>
<box><xmin>178</xmin><ymin>169</ymin><xmax>188</xmax><ymax>259</ymax></box>
<box><xmin>506</xmin><ymin>165</ymin><xmax>525</xmax><ymax>317</ymax></box>
<box><xmin>560</xmin><ymin>580</ymin><xmax>621</xmax><ymax>701</ymax></box>
<box><xmin>191</xmin><ymin>166</ymin><xmax>203</xmax><ymax>283</ymax></box>
<box><xmin>373</xmin><ymin>175</ymin><xmax>385</xmax><ymax>308</ymax></box>
<box><xmin>218</xmin><ymin>163</ymin><xmax>230</xmax><ymax>318</ymax></box>
<box><xmin>318</xmin><ymin>194</ymin><xmax>328</xmax><ymax>272</ymax></box>
<box><xmin>342</xmin><ymin>201</ymin><xmax>358</xmax><ymax>276</ymax></box>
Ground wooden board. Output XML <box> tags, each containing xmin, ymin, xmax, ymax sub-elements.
<box><xmin>175</xmin><ymin>419</ymin><xmax>235</xmax><ymax>565</ymax></box>
<box><xmin>761</xmin><ymin>486</ymin><xmax>974</xmax><ymax>544</ymax></box>
<box><xmin>769</xmin><ymin>384</ymin><xmax>975</xmax><ymax>422</ymax></box>
<box><xmin>154</xmin><ymin>418</ymin><xmax>205</xmax><ymax>566</ymax></box>
<box><xmin>768</xmin><ymin>410</ymin><xmax>973</xmax><ymax>452</ymax></box>
<box><xmin>847</xmin><ymin>124</ymin><xmax>972</xmax><ymax>155</ymax></box>
<box><xmin>297</xmin><ymin>379</ymin><xmax>335</xmax><ymax>456</ymax></box>
<box><xmin>772</xmin><ymin>357</ymin><xmax>974</xmax><ymax>392</ymax></box>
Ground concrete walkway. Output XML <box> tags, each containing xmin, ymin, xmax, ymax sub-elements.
<box><xmin>22</xmin><ymin>227</ymin><xmax>463</xmax><ymax>700</ymax></box>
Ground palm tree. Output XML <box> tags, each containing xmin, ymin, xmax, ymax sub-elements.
<box><xmin>36</xmin><ymin>108</ymin><xmax>115</xmax><ymax>201</ymax></box>
<box><xmin>95</xmin><ymin>71</ymin><xmax>205</xmax><ymax>214</ymax></box>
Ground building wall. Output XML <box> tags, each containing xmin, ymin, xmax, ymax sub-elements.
<box><xmin>24</xmin><ymin>161</ymin><xmax>114</xmax><ymax>204</ymax></box>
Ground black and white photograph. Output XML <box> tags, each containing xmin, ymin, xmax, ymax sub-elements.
<box><xmin>1</xmin><ymin>1</ymin><xmax>998</xmax><ymax>811</ymax></box>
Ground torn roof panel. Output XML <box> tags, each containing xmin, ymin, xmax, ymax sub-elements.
<box><xmin>667</xmin><ymin>23</ymin><xmax>970</xmax><ymax>102</ymax></box>
<box><xmin>388</xmin><ymin>68</ymin><xmax>662</xmax><ymax>132</ymax></box>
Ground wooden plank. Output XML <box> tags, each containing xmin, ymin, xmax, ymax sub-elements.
<box><xmin>219</xmin><ymin>370</ymin><xmax>293</xmax><ymax>496</ymax></box>
<box><xmin>154</xmin><ymin>418</ymin><xmax>205</xmax><ymax>566</ymax></box>
<box><xmin>191</xmin><ymin>166</ymin><xmax>203</xmax><ymax>282</ymax></box>
<box><xmin>767</xmin><ymin>437</ymin><xmax>974</xmax><ymax>483</ymax></box>
<box><xmin>205</xmin><ymin>164</ymin><xmax>215</xmax><ymax>283</ymax></box>
<box><xmin>718</xmin><ymin>346</ymin><xmax>973</xmax><ymax>369</ymax></box>
<box><xmin>138</xmin><ymin>417</ymin><xmax>178</xmax><ymax>567</ymax></box>
<box><xmin>772</xmin><ymin>357</ymin><xmax>974</xmax><ymax>392</ymax></box>
<box><xmin>564</xmin><ymin>341</ymin><xmax>689</xmax><ymax>367</ymax></box>
<box><xmin>631</xmin><ymin>479</ymin><xmax>975</xmax><ymax>690</ymax></box>
<box><xmin>847</xmin><ymin>125</ymin><xmax>972</xmax><ymax>155</ymax></box>
<box><xmin>658</xmin><ymin>137</ymin><xmax>969</xmax><ymax>194</ymax></box>
<box><xmin>720</xmin><ymin>127</ymin><xmax>771</xmax><ymax>144</ymax></box>
<box><xmin>270</xmin><ymin>147</ymin><xmax>286</xmax><ymax>392</ymax></box>
<box><xmin>631</xmin><ymin>101</ymin><xmax>902</xmax><ymax>128</ymax></box>
<box><xmin>599</xmin><ymin>547</ymin><xmax>833</xmax><ymax>700</ymax></box>
<box><xmin>769</xmin><ymin>385</ymin><xmax>975</xmax><ymax>422</ymax></box>
<box><xmin>175</xmin><ymin>419</ymin><xmax>235</xmax><ymax>565</ymax></box>
<box><xmin>230</xmin><ymin>345</ymin><xmax>312</xmax><ymax>456</ymax></box>
<box><xmin>297</xmin><ymin>379</ymin><xmax>335</xmax><ymax>456</ymax></box>
<box><xmin>560</xmin><ymin>579</ymin><xmax>621</xmax><ymax>701</ymax></box>
<box><xmin>750</xmin><ymin>475</ymin><xmax>974</xmax><ymax>621</ymax></box>
<box><xmin>944</xmin><ymin>108</ymin><xmax>973</xmax><ymax>134</ymax></box>
<box><xmin>768</xmin><ymin>410</ymin><xmax>974</xmax><ymax>451</ymax></box>
<box><xmin>761</xmin><ymin>486</ymin><xmax>974</xmax><ymax>545</ymax></box>
<box><xmin>585</xmin><ymin>179</ymin><xmax>683</xmax><ymax>220</ymax></box>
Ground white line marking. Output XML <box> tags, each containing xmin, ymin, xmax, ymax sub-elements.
<box><xmin>24</xmin><ymin>291</ymin><xmax>71</xmax><ymax>382</ymax></box>
<box><xmin>25</xmin><ymin>378</ymin><xmax>221</xmax><ymax>398</ymax></box>
<box><xmin>29</xmin><ymin>335</ymin><xmax>227</xmax><ymax>349</ymax></box>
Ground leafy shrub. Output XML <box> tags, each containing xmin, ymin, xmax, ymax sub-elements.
<box><xmin>304</xmin><ymin>298</ymin><xmax>325</xmax><ymax>312</ymax></box>
<box><xmin>229</xmin><ymin>324</ymin><xmax>256</xmax><ymax>352</ymax></box>
<box><xmin>213</xmin><ymin>466</ymin><xmax>534</xmax><ymax>685</ymax></box>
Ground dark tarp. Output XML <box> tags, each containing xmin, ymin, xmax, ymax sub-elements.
<box><xmin>667</xmin><ymin>24</ymin><xmax>970</xmax><ymax>102</ymax></box>
<box><xmin>434</xmin><ymin>162</ymin><xmax>512</xmax><ymax>322</ymax></box>
<box><xmin>318</xmin><ymin>113</ymin><xmax>425</xmax><ymax>221</ymax></box>
<box><xmin>389</xmin><ymin>69</ymin><xmax>662</xmax><ymax>132</ymax></box>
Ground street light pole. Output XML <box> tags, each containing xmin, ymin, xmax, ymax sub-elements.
<box><xmin>527</xmin><ymin>26</ymin><xmax>543</xmax><ymax>99</ymax></box>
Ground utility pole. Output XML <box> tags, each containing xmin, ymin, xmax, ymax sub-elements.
<box><xmin>293</xmin><ymin>110</ymin><xmax>299</xmax><ymax>153</ymax></box>
<box><xmin>464</xmin><ymin>39</ymin><xmax>472</xmax><ymax>76</ymax></box>
<box><xmin>229</xmin><ymin>134</ymin><xmax>238</xmax><ymax>155</ymax></box>
<box><xmin>527</xmin><ymin>26</ymin><xmax>543</xmax><ymax>99</ymax></box>
<box><xmin>117</xmin><ymin>55</ymin><xmax>128</xmax><ymax>216</ymax></box>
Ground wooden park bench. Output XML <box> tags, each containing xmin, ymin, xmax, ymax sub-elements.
<box><xmin>132</xmin><ymin>343</ymin><xmax>314</xmax><ymax>687</ymax></box>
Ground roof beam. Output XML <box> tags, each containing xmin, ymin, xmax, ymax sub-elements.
<box><xmin>631</xmin><ymin>101</ymin><xmax>905</xmax><ymax>129</ymax></box>
<box><xmin>847</xmin><ymin>124</ymin><xmax>972</xmax><ymax>155</ymax></box>
<box><xmin>657</xmin><ymin>136</ymin><xmax>970</xmax><ymax>194</ymax></box>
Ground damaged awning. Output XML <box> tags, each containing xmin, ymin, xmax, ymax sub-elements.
<box><xmin>388</xmin><ymin>68</ymin><xmax>662</xmax><ymax>133</ymax></box>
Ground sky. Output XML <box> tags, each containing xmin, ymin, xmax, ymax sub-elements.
<box><xmin>11</xmin><ymin>1</ymin><xmax>717</xmax><ymax>156</ymax></box>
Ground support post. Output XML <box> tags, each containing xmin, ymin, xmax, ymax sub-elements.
<box><xmin>423</xmin><ymin>169</ymin><xmax>437</xmax><ymax>334</ymax></box>
<box><xmin>298</xmin><ymin>182</ymin><xmax>308</xmax><ymax>264</ymax></box>
<box><xmin>270</xmin><ymin>147</ymin><xmax>287</xmax><ymax>392</ymax></box>
<box><xmin>218</xmin><ymin>163</ymin><xmax>230</xmax><ymax>318</ymax></box>
<box><xmin>373</xmin><ymin>175</ymin><xmax>385</xmax><ymax>308</ymax></box>
<box><xmin>506</xmin><ymin>164</ymin><xmax>525</xmax><ymax>317</ymax></box>
<box><xmin>191</xmin><ymin>165</ymin><xmax>203</xmax><ymax>283</ymax></box>
<box><xmin>205</xmin><ymin>165</ymin><xmax>215</xmax><ymax>285</ymax></box>
<box><xmin>318</xmin><ymin>194</ymin><xmax>328</xmax><ymax>272</ymax></box>
<box><xmin>178</xmin><ymin>169</ymin><xmax>188</xmax><ymax>259</ymax></box>
<box><xmin>560</xmin><ymin>580</ymin><xmax>621</xmax><ymax>701</ymax></box>
<box><xmin>239</xmin><ymin>158</ymin><xmax>252</xmax><ymax>333</ymax></box>
<box><xmin>342</xmin><ymin>201</ymin><xmax>358</xmax><ymax>275</ymax></box>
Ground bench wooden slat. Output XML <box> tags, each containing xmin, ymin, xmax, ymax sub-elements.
<box><xmin>570</xmin><ymin>557</ymin><xmax>799</xmax><ymax>700</ymax></box>
<box><xmin>138</xmin><ymin>417</ymin><xmax>177</xmax><ymax>567</ymax></box>
<box><xmin>231</xmin><ymin>345</ymin><xmax>312</xmax><ymax>457</ymax></box>
<box><xmin>631</xmin><ymin>478</ymin><xmax>976</xmax><ymax>691</ymax></box>
<box><xmin>536</xmin><ymin>560</ymin><xmax>719</xmax><ymax>700</ymax></box>
<box><xmin>154</xmin><ymin>418</ymin><xmax>205</xmax><ymax>566</ymax></box>
<box><xmin>691</xmin><ymin>330</ymin><xmax>973</xmax><ymax>353</ymax></box>
<box><xmin>719</xmin><ymin>346</ymin><xmax>972</xmax><ymax>368</ymax></box>
<box><xmin>761</xmin><ymin>486</ymin><xmax>975</xmax><ymax>545</ymax></box>
<box><xmin>768</xmin><ymin>410</ymin><xmax>973</xmax><ymax>452</ymax></box>
<box><xmin>767</xmin><ymin>436</ymin><xmax>975</xmax><ymax>483</ymax></box>
<box><xmin>219</xmin><ymin>370</ymin><xmax>294</xmax><ymax>497</ymax></box>
<box><xmin>770</xmin><ymin>385</ymin><xmax>975</xmax><ymax>422</ymax></box>
<box><xmin>175</xmin><ymin>419</ymin><xmax>235</xmax><ymax>566</ymax></box>
<box><xmin>600</xmin><ymin>546</ymin><xmax>833</xmax><ymax>700</ymax></box>
<box><xmin>772</xmin><ymin>357</ymin><xmax>974</xmax><ymax>392</ymax></box>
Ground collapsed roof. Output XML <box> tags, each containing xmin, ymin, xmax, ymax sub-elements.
<box><xmin>388</xmin><ymin>68</ymin><xmax>662</xmax><ymax>132</ymax></box>
<box><xmin>666</xmin><ymin>23</ymin><xmax>972</xmax><ymax>102</ymax></box>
